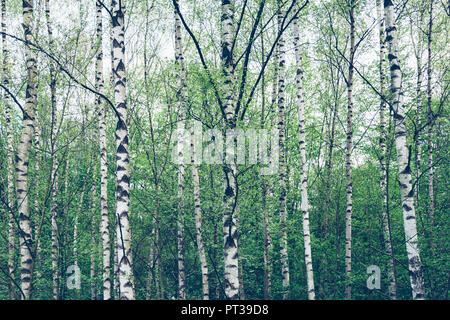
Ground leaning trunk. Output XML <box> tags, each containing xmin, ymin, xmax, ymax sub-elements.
<box><xmin>384</xmin><ymin>0</ymin><xmax>426</xmax><ymax>300</ymax></box>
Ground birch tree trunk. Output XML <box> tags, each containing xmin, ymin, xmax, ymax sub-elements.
<box><xmin>293</xmin><ymin>12</ymin><xmax>315</xmax><ymax>300</ymax></box>
<box><xmin>236</xmin><ymin>206</ymin><xmax>245</xmax><ymax>300</ymax></box>
<box><xmin>155</xmin><ymin>185</ymin><xmax>164</xmax><ymax>299</ymax></box>
<box><xmin>17</xmin><ymin>0</ymin><xmax>38</xmax><ymax>299</ymax></box>
<box><xmin>95</xmin><ymin>0</ymin><xmax>112</xmax><ymax>300</ymax></box>
<box><xmin>110</xmin><ymin>7</ymin><xmax>119</xmax><ymax>295</ymax></box>
<box><xmin>2</xmin><ymin>0</ymin><xmax>16</xmax><ymax>300</ymax></box>
<box><xmin>91</xmin><ymin>163</ymin><xmax>98</xmax><ymax>300</ymax></box>
<box><xmin>190</xmin><ymin>127</ymin><xmax>210</xmax><ymax>300</ymax></box>
<box><xmin>376</xmin><ymin>0</ymin><xmax>398</xmax><ymax>300</ymax></box>
<box><xmin>411</xmin><ymin>18</ymin><xmax>424</xmax><ymax>205</ymax></box>
<box><xmin>221</xmin><ymin>0</ymin><xmax>239</xmax><ymax>300</ymax></box>
<box><xmin>146</xmin><ymin>213</ymin><xmax>157</xmax><ymax>299</ymax></box>
<box><xmin>33</xmin><ymin>109</ymin><xmax>40</xmax><ymax>215</ymax></box>
<box><xmin>426</xmin><ymin>0</ymin><xmax>434</xmax><ymax>227</ymax></box>
<box><xmin>51</xmin><ymin>157</ymin><xmax>59</xmax><ymax>300</ymax></box>
<box><xmin>344</xmin><ymin>0</ymin><xmax>355</xmax><ymax>299</ymax></box>
<box><xmin>277</xmin><ymin>1</ymin><xmax>290</xmax><ymax>299</ymax></box>
<box><xmin>375</xmin><ymin>0</ymin><xmax>398</xmax><ymax>299</ymax></box>
<box><xmin>174</xmin><ymin>4</ymin><xmax>186</xmax><ymax>299</ymax></box>
<box><xmin>43</xmin><ymin>0</ymin><xmax>60</xmax><ymax>300</ymax></box>
<box><xmin>415</xmin><ymin>57</ymin><xmax>423</xmax><ymax>204</ymax></box>
<box><xmin>114</xmin><ymin>234</ymin><xmax>119</xmax><ymax>298</ymax></box>
<box><xmin>384</xmin><ymin>0</ymin><xmax>426</xmax><ymax>300</ymax></box>
<box><xmin>112</xmin><ymin>0</ymin><xmax>135</xmax><ymax>300</ymax></box>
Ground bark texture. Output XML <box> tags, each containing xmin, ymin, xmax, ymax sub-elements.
<box><xmin>344</xmin><ymin>0</ymin><xmax>355</xmax><ymax>299</ymax></box>
<box><xmin>112</xmin><ymin>0</ymin><xmax>135</xmax><ymax>300</ymax></box>
<box><xmin>95</xmin><ymin>0</ymin><xmax>112</xmax><ymax>300</ymax></box>
<box><xmin>384</xmin><ymin>0</ymin><xmax>426</xmax><ymax>300</ymax></box>
<box><xmin>293</xmin><ymin>11</ymin><xmax>315</xmax><ymax>300</ymax></box>
<box><xmin>221</xmin><ymin>0</ymin><xmax>239</xmax><ymax>300</ymax></box>
<box><xmin>17</xmin><ymin>0</ymin><xmax>38</xmax><ymax>299</ymax></box>
<box><xmin>277</xmin><ymin>1</ymin><xmax>290</xmax><ymax>300</ymax></box>
<box><xmin>2</xmin><ymin>0</ymin><xmax>16</xmax><ymax>300</ymax></box>
<box><xmin>174</xmin><ymin>4</ymin><xmax>186</xmax><ymax>299</ymax></box>
<box><xmin>376</xmin><ymin>0</ymin><xmax>397</xmax><ymax>300</ymax></box>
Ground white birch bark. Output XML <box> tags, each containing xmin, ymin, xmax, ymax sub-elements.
<box><xmin>293</xmin><ymin>11</ymin><xmax>315</xmax><ymax>300</ymax></box>
<box><xmin>384</xmin><ymin>0</ymin><xmax>426</xmax><ymax>300</ymax></box>
<box><xmin>426</xmin><ymin>0</ymin><xmax>434</xmax><ymax>227</ymax></box>
<box><xmin>51</xmin><ymin>156</ymin><xmax>59</xmax><ymax>300</ymax></box>
<box><xmin>44</xmin><ymin>0</ymin><xmax>60</xmax><ymax>300</ymax></box>
<box><xmin>174</xmin><ymin>4</ymin><xmax>186</xmax><ymax>299</ymax></box>
<box><xmin>277</xmin><ymin>2</ymin><xmax>290</xmax><ymax>299</ymax></box>
<box><xmin>95</xmin><ymin>0</ymin><xmax>112</xmax><ymax>300</ymax></box>
<box><xmin>91</xmin><ymin>164</ymin><xmax>97</xmax><ymax>300</ymax></box>
<box><xmin>146</xmin><ymin>214</ymin><xmax>157</xmax><ymax>300</ymax></box>
<box><xmin>112</xmin><ymin>0</ymin><xmax>135</xmax><ymax>300</ymax></box>
<box><xmin>221</xmin><ymin>0</ymin><xmax>239</xmax><ymax>300</ymax></box>
<box><xmin>17</xmin><ymin>0</ymin><xmax>38</xmax><ymax>299</ymax></box>
<box><xmin>2</xmin><ymin>0</ymin><xmax>16</xmax><ymax>300</ymax></box>
<box><xmin>376</xmin><ymin>0</ymin><xmax>397</xmax><ymax>299</ymax></box>
<box><xmin>344</xmin><ymin>0</ymin><xmax>355</xmax><ymax>299</ymax></box>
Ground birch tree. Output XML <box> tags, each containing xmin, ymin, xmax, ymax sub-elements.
<box><xmin>277</xmin><ymin>1</ymin><xmax>290</xmax><ymax>299</ymax></box>
<box><xmin>2</xmin><ymin>0</ymin><xmax>16</xmax><ymax>300</ymax></box>
<box><xmin>344</xmin><ymin>0</ymin><xmax>355</xmax><ymax>299</ymax></box>
<box><xmin>384</xmin><ymin>0</ymin><xmax>426</xmax><ymax>300</ymax></box>
<box><xmin>426</xmin><ymin>0</ymin><xmax>434</xmax><ymax>227</ymax></box>
<box><xmin>220</xmin><ymin>0</ymin><xmax>239</xmax><ymax>300</ymax></box>
<box><xmin>95</xmin><ymin>0</ymin><xmax>112</xmax><ymax>300</ymax></box>
<box><xmin>174</xmin><ymin>4</ymin><xmax>186</xmax><ymax>299</ymax></box>
<box><xmin>16</xmin><ymin>0</ymin><xmax>38</xmax><ymax>299</ymax></box>
<box><xmin>376</xmin><ymin>0</ymin><xmax>397</xmax><ymax>300</ymax></box>
<box><xmin>112</xmin><ymin>0</ymin><xmax>135</xmax><ymax>300</ymax></box>
<box><xmin>293</xmin><ymin>6</ymin><xmax>315</xmax><ymax>300</ymax></box>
